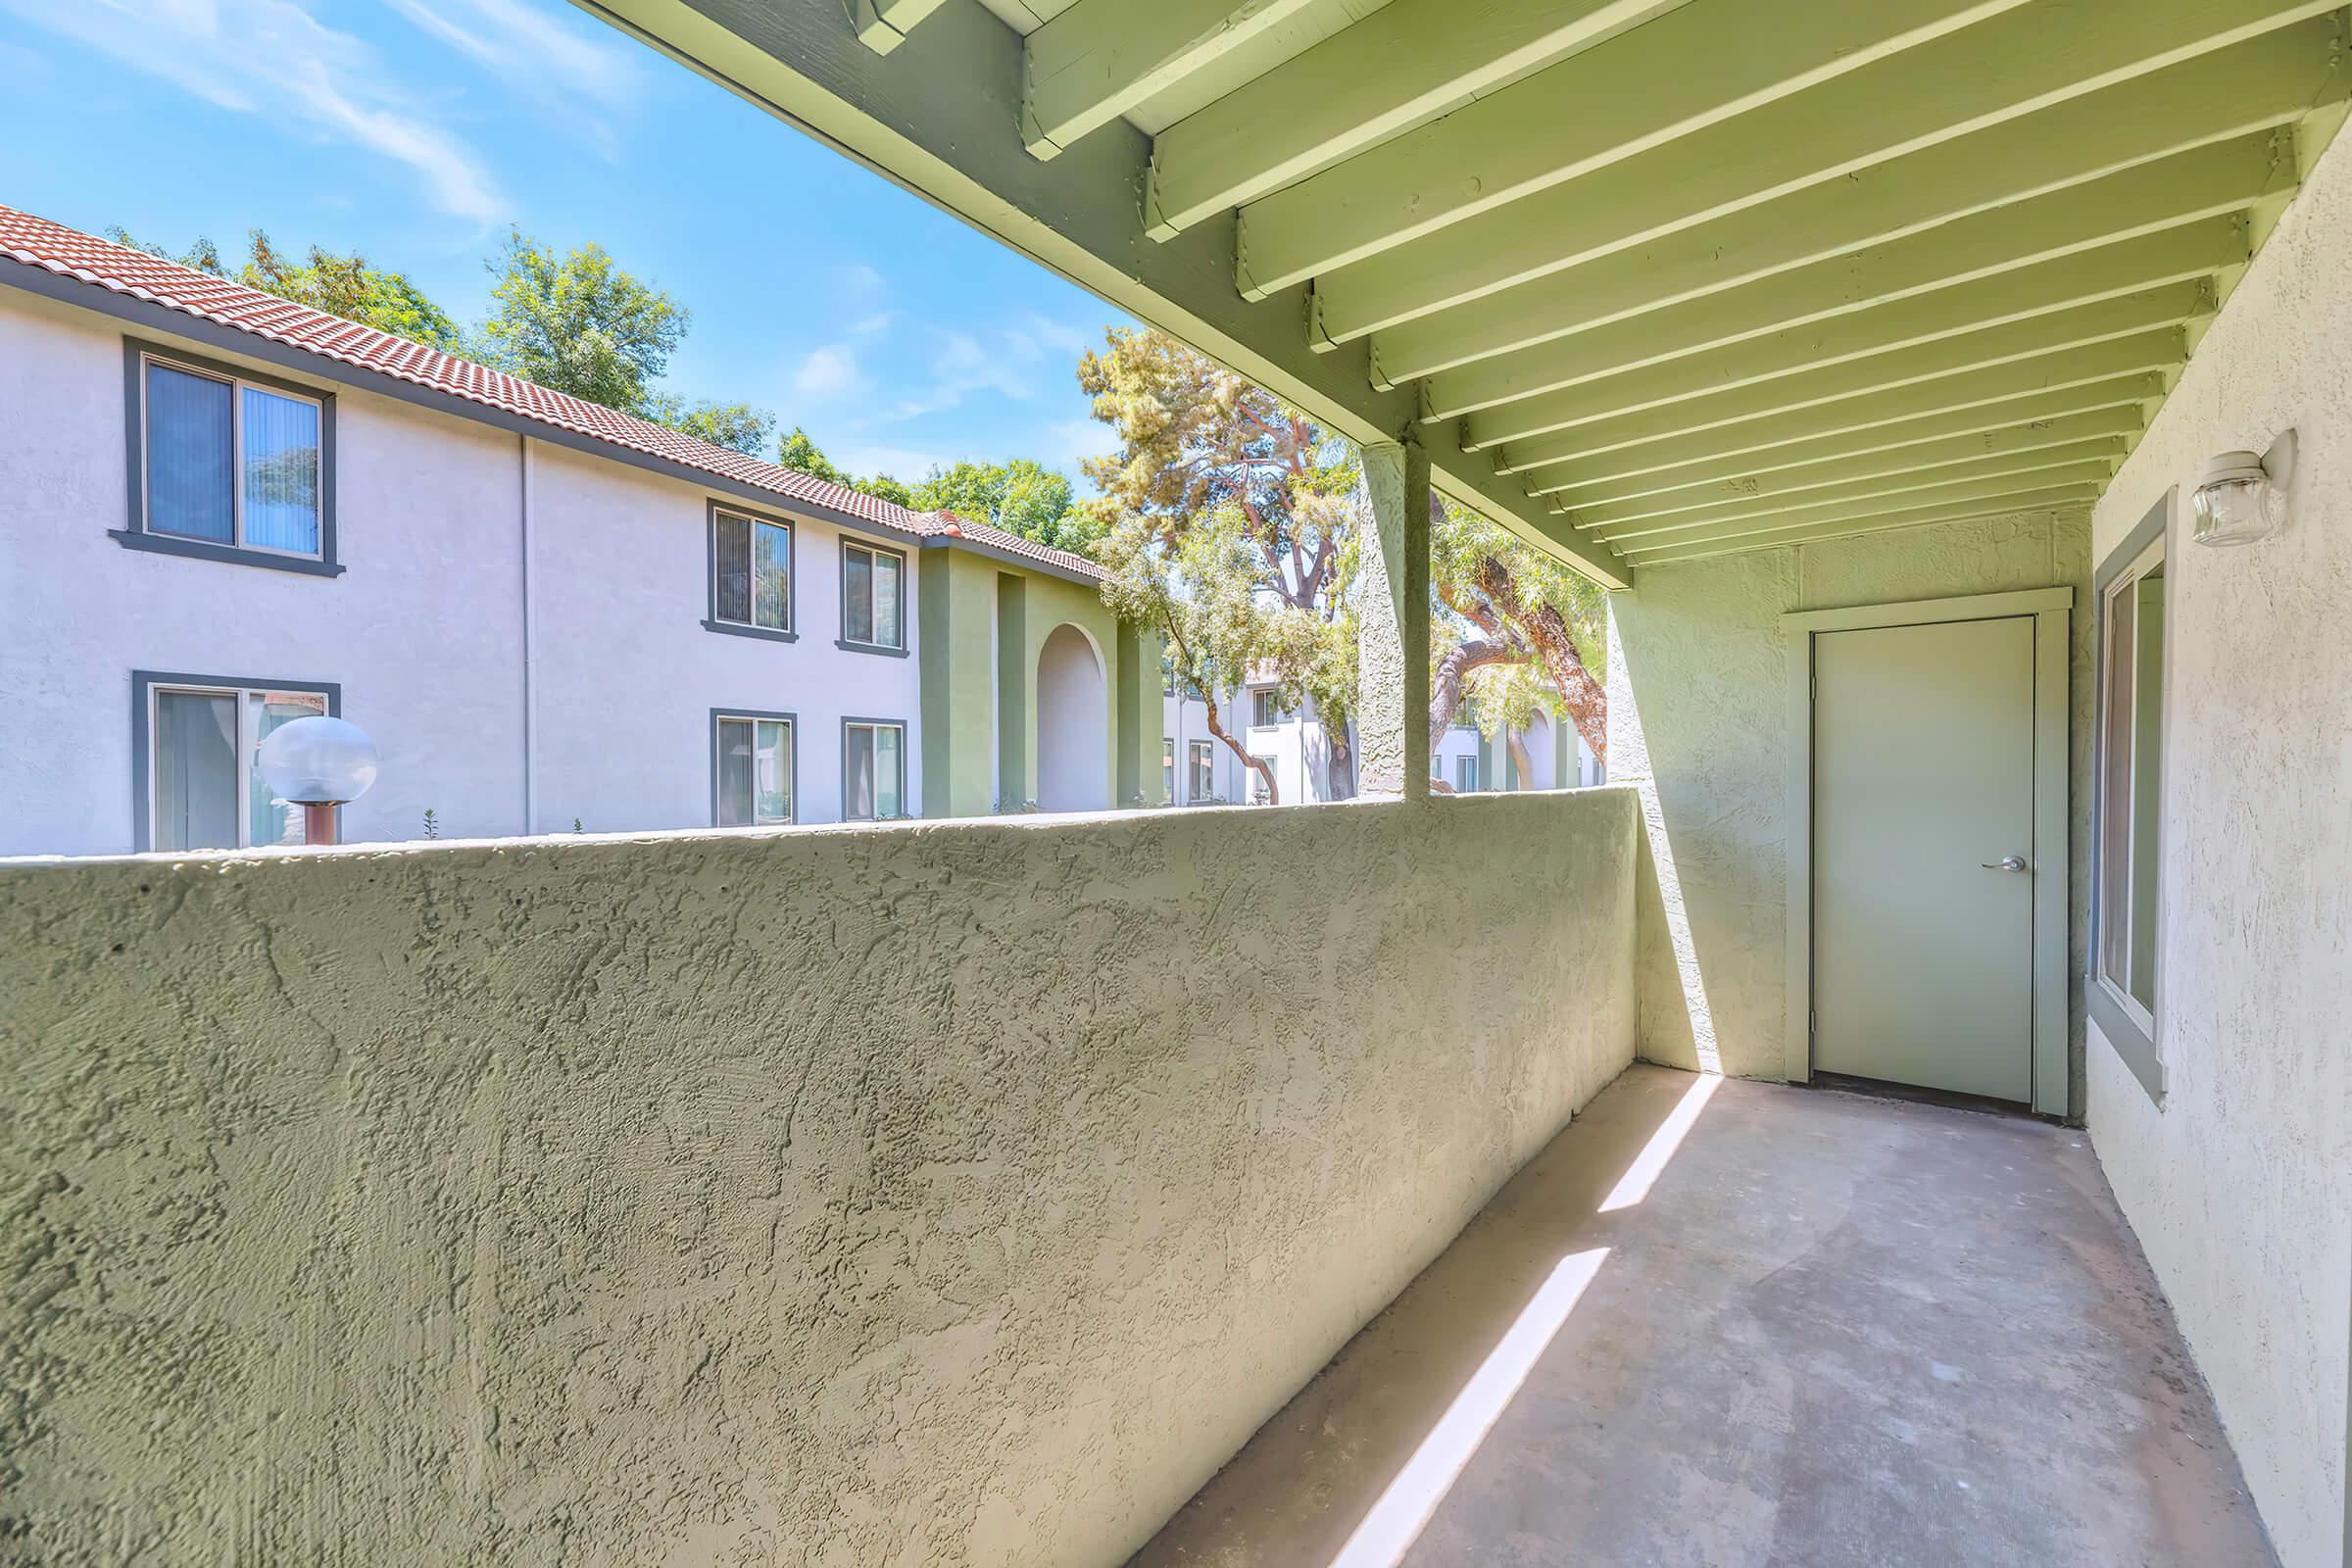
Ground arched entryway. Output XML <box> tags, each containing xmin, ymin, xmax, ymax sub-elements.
<box><xmin>1036</xmin><ymin>622</ymin><xmax>1108</xmax><ymax>811</ymax></box>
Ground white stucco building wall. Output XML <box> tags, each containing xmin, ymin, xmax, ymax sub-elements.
<box><xmin>0</xmin><ymin>288</ymin><xmax>930</xmax><ymax>855</ymax></box>
<box><xmin>2081</xmin><ymin>122</ymin><xmax>2352</xmax><ymax>1568</ymax></box>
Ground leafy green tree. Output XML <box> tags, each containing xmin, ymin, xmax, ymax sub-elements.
<box><xmin>910</xmin><ymin>458</ymin><xmax>1097</xmax><ymax>554</ymax></box>
<box><xmin>108</xmin><ymin>227</ymin><xmax>464</xmax><ymax>352</ymax></box>
<box><xmin>1079</xmin><ymin>328</ymin><xmax>1359</xmax><ymax>801</ymax></box>
<box><xmin>472</xmin><ymin>230</ymin><xmax>688</xmax><ymax>414</ymax></box>
<box><xmin>641</xmin><ymin>397</ymin><xmax>775</xmax><ymax>458</ymax></box>
<box><xmin>776</xmin><ymin>426</ymin><xmax>851</xmax><ymax>483</ymax></box>
<box><xmin>1080</xmin><ymin>330</ymin><xmax>1606</xmax><ymax>797</ymax></box>
<box><xmin>855</xmin><ymin>472</ymin><xmax>915</xmax><ymax>508</ymax></box>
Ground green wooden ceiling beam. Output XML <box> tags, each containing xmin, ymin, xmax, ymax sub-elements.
<box><xmin>1141</xmin><ymin>0</ymin><xmax>1690</xmax><ymax>238</ymax></box>
<box><xmin>1496</xmin><ymin>328</ymin><xmax>2182</xmax><ymax>473</ymax></box>
<box><xmin>1525</xmin><ymin>379</ymin><xmax>2162</xmax><ymax>500</ymax></box>
<box><xmin>1248</xmin><ymin>1</ymin><xmax>2341</xmax><ymax>300</ymax></box>
<box><xmin>1627</xmin><ymin>495</ymin><xmax>2095</xmax><ymax>565</ymax></box>
<box><xmin>1324</xmin><ymin>26</ymin><xmax>2330</xmax><ymax>350</ymax></box>
<box><xmin>1560</xmin><ymin>411</ymin><xmax>2144</xmax><ymax>526</ymax></box>
<box><xmin>1588</xmin><ymin>443</ymin><xmax>2126</xmax><ymax>542</ymax></box>
<box><xmin>1422</xmin><ymin>220</ymin><xmax>2244</xmax><ymax>422</ymax></box>
<box><xmin>1370</xmin><ymin>128</ymin><xmax>2289</xmax><ymax>385</ymax></box>
<box><xmin>1619</xmin><ymin>479</ymin><xmax>2104</xmax><ymax>557</ymax></box>
<box><xmin>1023</xmin><ymin>0</ymin><xmax>1330</xmax><ymax>160</ymax></box>
<box><xmin>1234</xmin><ymin>0</ymin><xmax>2033</xmax><ymax>297</ymax></box>
<box><xmin>1466</xmin><ymin>282</ymin><xmax>2209</xmax><ymax>450</ymax></box>
<box><xmin>853</xmin><ymin>0</ymin><xmax>952</xmax><ymax>55</ymax></box>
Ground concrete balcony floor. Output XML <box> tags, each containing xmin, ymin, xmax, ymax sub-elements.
<box><xmin>1132</xmin><ymin>1066</ymin><xmax>2271</xmax><ymax>1567</ymax></box>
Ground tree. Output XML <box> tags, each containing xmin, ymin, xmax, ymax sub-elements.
<box><xmin>1078</xmin><ymin>328</ymin><xmax>1358</xmax><ymax>801</ymax></box>
<box><xmin>641</xmin><ymin>396</ymin><xmax>775</xmax><ymax>458</ymax></box>
<box><xmin>473</xmin><ymin>230</ymin><xmax>688</xmax><ymax>414</ymax></box>
<box><xmin>773</xmin><ymin>426</ymin><xmax>915</xmax><ymax>508</ymax></box>
<box><xmin>1429</xmin><ymin>503</ymin><xmax>1608</xmax><ymax>765</ymax></box>
<box><xmin>108</xmin><ymin>227</ymin><xmax>463</xmax><ymax>352</ymax></box>
<box><xmin>909</xmin><ymin>458</ymin><xmax>1099</xmax><ymax>554</ymax></box>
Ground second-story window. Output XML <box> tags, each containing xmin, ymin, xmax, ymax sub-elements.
<box><xmin>1250</xmin><ymin>689</ymin><xmax>1280</xmax><ymax>728</ymax></box>
<box><xmin>136</xmin><ymin>351</ymin><xmax>326</xmax><ymax>561</ymax></box>
<box><xmin>710</xmin><ymin>507</ymin><xmax>793</xmax><ymax>636</ymax></box>
<box><xmin>842</xmin><ymin>541</ymin><xmax>906</xmax><ymax>651</ymax></box>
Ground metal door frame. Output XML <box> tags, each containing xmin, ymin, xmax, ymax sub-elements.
<box><xmin>1783</xmin><ymin>586</ymin><xmax>2074</xmax><ymax>1117</ymax></box>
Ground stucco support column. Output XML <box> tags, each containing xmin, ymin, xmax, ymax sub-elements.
<box><xmin>1355</xmin><ymin>439</ymin><xmax>1431</xmax><ymax>799</ymax></box>
<box><xmin>996</xmin><ymin>572</ymin><xmax>1032</xmax><ymax>809</ymax></box>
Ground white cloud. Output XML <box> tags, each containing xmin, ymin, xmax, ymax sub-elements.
<box><xmin>2</xmin><ymin>0</ymin><xmax>510</xmax><ymax>224</ymax></box>
<box><xmin>383</xmin><ymin>0</ymin><xmax>641</xmax><ymax>107</ymax></box>
<box><xmin>793</xmin><ymin>344</ymin><xmax>862</xmax><ymax>400</ymax></box>
<box><xmin>1052</xmin><ymin>416</ymin><xmax>1118</xmax><ymax>466</ymax></box>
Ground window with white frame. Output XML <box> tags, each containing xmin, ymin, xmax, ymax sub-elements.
<box><xmin>142</xmin><ymin>678</ymin><xmax>332</xmax><ymax>852</ymax></box>
<box><xmin>1250</xmin><ymin>688</ymin><xmax>1281</xmax><ymax>728</ymax></box>
<box><xmin>713</xmin><ymin>712</ymin><xmax>794</xmax><ymax>826</ymax></box>
<box><xmin>134</xmin><ymin>349</ymin><xmax>326</xmax><ymax>560</ymax></box>
<box><xmin>710</xmin><ymin>508</ymin><xmax>792</xmax><ymax>635</ymax></box>
<box><xmin>1455</xmin><ymin>755</ymin><xmax>1480</xmax><ymax>794</ymax></box>
<box><xmin>1161</xmin><ymin>738</ymin><xmax>1175</xmax><ymax>801</ymax></box>
<box><xmin>842</xmin><ymin>541</ymin><xmax>906</xmax><ymax>650</ymax></box>
<box><xmin>1188</xmin><ymin>739</ymin><xmax>1213</xmax><ymax>802</ymax></box>
<box><xmin>844</xmin><ymin>720</ymin><xmax>906</xmax><ymax>819</ymax></box>
<box><xmin>1247</xmin><ymin>755</ymin><xmax>1272</xmax><ymax>804</ymax></box>
<box><xmin>2095</xmin><ymin>532</ymin><xmax>2167</xmax><ymax>1031</ymax></box>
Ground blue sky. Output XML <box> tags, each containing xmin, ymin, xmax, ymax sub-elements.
<box><xmin>0</xmin><ymin>0</ymin><xmax>1135</xmax><ymax>487</ymax></box>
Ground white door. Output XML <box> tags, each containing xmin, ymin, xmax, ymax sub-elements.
<box><xmin>1811</xmin><ymin>616</ymin><xmax>2036</xmax><ymax>1102</ymax></box>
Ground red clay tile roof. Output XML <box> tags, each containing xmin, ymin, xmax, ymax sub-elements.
<box><xmin>0</xmin><ymin>202</ymin><xmax>1103</xmax><ymax>581</ymax></box>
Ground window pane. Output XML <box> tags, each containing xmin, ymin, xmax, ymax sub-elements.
<box><xmin>2128</xmin><ymin>567</ymin><xmax>2166</xmax><ymax>1011</ymax></box>
<box><xmin>241</xmin><ymin>387</ymin><xmax>320</xmax><ymax>553</ymax></box>
<box><xmin>146</xmin><ymin>363</ymin><xmax>233</xmax><ymax>542</ymax></box>
<box><xmin>756</xmin><ymin>719</ymin><xmax>792</xmax><ymax>824</ymax></box>
<box><xmin>876</xmin><ymin>725</ymin><xmax>903</xmax><ymax>817</ymax></box>
<box><xmin>845</xmin><ymin>548</ymin><xmax>873</xmax><ymax>644</ymax></box>
<box><xmin>1190</xmin><ymin>741</ymin><xmax>1212</xmax><ymax>800</ymax></box>
<box><xmin>716</xmin><ymin>717</ymin><xmax>754</xmax><ymax>826</ymax></box>
<box><xmin>2097</xmin><ymin>580</ymin><xmax>2138</xmax><ymax>991</ymax></box>
<box><xmin>715</xmin><ymin>514</ymin><xmax>751</xmax><ymax>624</ymax></box>
<box><xmin>155</xmin><ymin>690</ymin><xmax>239</xmax><ymax>851</ymax></box>
<box><xmin>846</xmin><ymin>724</ymin><xmax>876</xmax><ymax>819</ymax></box>
<box><xmin>872</xmin><ymin>552</ymin><xmax>902</xmax><ymax>648</ymax></box>
<box><xmin>249</xmin><ymin>690</ymin><xmax>328</xmax><ymax>848</ymax></box>
<box><xmin>755</xmin><ymin>520</ymin><xmax>790</xmax><ymax>631</ymax></box>
<box><xmin>1162</xmin><ymin>739</ymin><xmax>1174</xmax><ymax>800</ymax></box>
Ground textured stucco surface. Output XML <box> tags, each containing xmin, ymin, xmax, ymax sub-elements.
<box><xmin>2082</xmin><ymin>121</ymin><xmax>2352</xmax><ymax>1568</ymax></box>
<box><xmin>0</xmin><ymin>790</ymin><xmax>1638</xmax><ymax>1565</ymax></box>
<box><xmin>1607</xmin><ymin>512</ymin><xmax>2093</xmax><ymax>1106</ymax></box>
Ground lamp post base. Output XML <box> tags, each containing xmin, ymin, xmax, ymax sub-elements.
<box><xmin>302</xmin><ymin>802</ymin><xmax>338</xmax><ymax>847</ymax></box>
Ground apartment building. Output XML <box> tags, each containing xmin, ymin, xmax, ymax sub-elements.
<box><xmin>0</xmin><ymin>206</ymin><xmax>1158</xmax><ymax>857</ymax></box>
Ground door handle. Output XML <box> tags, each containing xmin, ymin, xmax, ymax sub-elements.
<box><xmin>1981</xmin><ymin>855</ymin><xmax>2030</xmax><ymax>872</ymax></box>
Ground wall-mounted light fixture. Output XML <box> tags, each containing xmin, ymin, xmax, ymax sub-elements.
<box><xmin>2191</xmin><ymin>428</ymin><xmax>2296</xmax><ymax>547</ymax></box>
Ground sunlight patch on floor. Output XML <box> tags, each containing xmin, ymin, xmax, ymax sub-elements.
<box><xmin>1599</xmin><ymin>1071</ymin><xmax>1720</xmax><ymax>1212</ymax></box>
<box><xmin>1327</xmin><ymin>1248</ymin><xmax>1610</xmax><ymax>1568</ymax></box>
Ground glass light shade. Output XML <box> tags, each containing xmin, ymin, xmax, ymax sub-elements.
<box><xmin>256</xmin><ymin>715</ymin><xmax>378</xmax><ymax>805</ymax></box>
<box><xmin>2191</xmin><ymin>447</ymin><xmax>2286</xmax><ymax>546</ymax></box>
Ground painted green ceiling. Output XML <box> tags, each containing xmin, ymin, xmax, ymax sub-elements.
<box><xmin>578</xmin><ymin>0</ymin><xmax>2350</xmax><ymax>582</ymax></box>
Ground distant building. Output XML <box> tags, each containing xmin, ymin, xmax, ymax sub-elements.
<box><xmin>0</xmin><ymin>204</ymin><xmax>1160</xmax><ymax>856</ymax></box>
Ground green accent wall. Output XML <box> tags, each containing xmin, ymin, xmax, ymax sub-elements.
<box><xmin>915</xmin><ymin>550</ymin><xmax>1161</xmax><ymax>817</ymax></box>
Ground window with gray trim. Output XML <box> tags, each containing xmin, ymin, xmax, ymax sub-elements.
<box><xmin>1455</xmin><ymin>755</ymin><xmax>1480</xmax><ymax>794</ymax></box>
<box><xmin>1188</xmin><ymin>739</ymin><xmax>1213</xmax><ymax>802</ymax></box>
<box><xmin>712</xmin><ymin>711</ymin><xmax>795</xmax><ymax>826</ymax></box>
<box><xmin>2095</xmin><ymin>534</ymin><xmax>2167</xmax><ymax>1030</ymax></box>
<box><xmin>136</xmin><ymin>674</ymin><xmax>337</xmax><ymax>852</ymax></box>
<box><xmin>841</xmin><ymin>541</ymin><xmax>906</xmax><ymax>651</ymax></box>
<box><xmin>843</xmin><ymin>719</ymin><xmax>906</xmax><ymax>820</ymax></box>
<box><xmin>710</xmin><ymin>507</ymin><xmax>793</xmax><ymax>636</ymax></box>
<box><xmin>118</xmin><ymin>342</ymin><xmax>339</xmax><ymax>575</ymax></box>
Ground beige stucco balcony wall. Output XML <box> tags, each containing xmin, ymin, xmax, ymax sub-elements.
<box><xmin>1</xmin><ymin>788</ymin><xmax>1638</xmax><ymax>1566</ymax></box>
